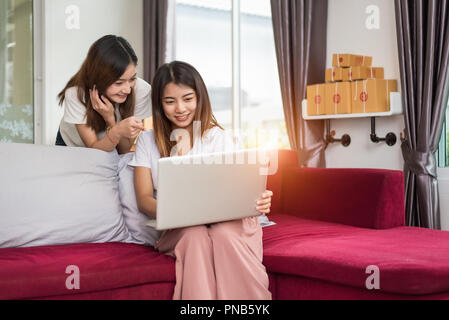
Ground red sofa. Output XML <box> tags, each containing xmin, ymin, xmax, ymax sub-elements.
<box><xmin>2</xmin><ymin>149</ymin><xmax>449</xmax><ymax>300</ymax></box>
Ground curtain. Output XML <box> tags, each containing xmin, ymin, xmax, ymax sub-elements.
<box><xmin>270</xmin><ymin>0</ymin><xmax>328</xmax><ymax>168</ymax></box>
<box><xmin>143</xmin><ymin>0</ymin><xmax>169</xmax><ymax>83</ymax></box>
<box><xmin>395</xmin><ymin>0</ymin><xmax>449</xmax><ymax>229</ymax></box>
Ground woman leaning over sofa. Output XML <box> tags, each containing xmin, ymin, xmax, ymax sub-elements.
<box><xmin>56</xmin><ymin>35</ymin><xmax>150</xmax><ymax>154</ymax></box>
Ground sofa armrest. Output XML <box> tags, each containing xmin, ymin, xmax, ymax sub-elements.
<box><xmin>267</xmin><ymin>150</ymin><xmax>299</xmax><ymax>216</ymax></box>
<box><xmin>279</xmin><ymin>167</ymin><xmax>406</xmax><ymax>229</ymax></box>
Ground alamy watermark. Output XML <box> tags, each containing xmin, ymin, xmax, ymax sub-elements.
<box><xmin>167</xmin><ymin>122</ymin><xmax>279</xmax><ymax>176</ymax></box>
<box><xmin>365</xmin><ymin>265</ymin><xmax>380</xmax><ymax>290</ymax></box>
<box><xmin>65</xmin><ymin>265</ymin><xmax>80</xmax><ymax>290</ymax></box>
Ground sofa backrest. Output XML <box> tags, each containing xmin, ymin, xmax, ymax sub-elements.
<box><xmin>267</xmin><ymin>150</ymin><xmax>406</xmax><ymax>229</ymax></box>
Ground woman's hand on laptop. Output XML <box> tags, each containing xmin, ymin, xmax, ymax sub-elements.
<box><xmin>256</xmin><ymin>190</ymin><xmax>273</xmax><ymax>215</ymax></box>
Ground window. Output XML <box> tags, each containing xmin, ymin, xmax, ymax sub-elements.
<box><xmin>173</xmin><ymin>0</ymin><xmax>290</xmax><ymax>149</ymax></box>
<box><xmin>438</xmin><ymin>99</ymin><xmax>449</xmax><ymax>167</ymax></box>
<box><xmin>240</xmin><ymin>0</ymin><xmax>289</xmax><ymax>149</ymax></box>
<box><xmin>175</xmin><ymin>0</ymin><xmax>233</xmax><ymax>128</ymax></box>
<box><xmin>0</xmin><ymin>0</ymin><xmax>34</xmax><ymax>144</ymax></box>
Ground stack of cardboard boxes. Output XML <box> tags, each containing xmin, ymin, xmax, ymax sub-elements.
<box><xmin>306</xmin><ymin>54</ymin><xmax>398</xmax><ymax>116</ymax></box>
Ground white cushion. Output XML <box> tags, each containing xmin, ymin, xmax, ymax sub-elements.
<box><xmin>118</xmin><ymin>153</ymin><xmax>162</xmax><ymax>247</ymax></box>
<box><xmin>0</xmin><ymin>143</ymin><xmax>133</xmax><ymax>248</ymax></box>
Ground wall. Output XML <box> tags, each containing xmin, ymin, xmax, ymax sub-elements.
<box><xmin>40</xmin><ymin>0</ymin><xmax>144</xmax><ymax>146</ymax></box>
<box><xmin>325</xmin><ymin>0</ymin><xmax>404</xmax><ymax>171</ymax></box>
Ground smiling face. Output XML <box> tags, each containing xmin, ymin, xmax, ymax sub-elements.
<box><xmin>105</xmin><ymin>63</ymin><xmax>137</xmax><ymax>104</ymax></box>
<box><xmin>162</xmin><ymin>82</ymin><xmax>198</xmax><ymax>130</ymax></box>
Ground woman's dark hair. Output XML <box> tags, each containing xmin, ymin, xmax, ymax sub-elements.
<box><xmin>151</xmin><ymin>61</ymin><xmax>223</xmax><ymax>158</ymax></box>
<box><xmin>58</xmin><ymin>35</ymin><xmax>138</xmax><ymax>133</ymax></box>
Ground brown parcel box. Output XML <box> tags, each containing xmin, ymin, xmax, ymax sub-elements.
<box><xmin>351</xmin><ymin>79</ymin><xmax>398</xmax><ymax>113</ymax></box>
<box><xmin>332</xmin><ymin>54</ymin><xmax>373</xmax><ymax>68</ymax></box>
<box><xmin>342</xmin><ymin>67</ymin><xmax>385</xmax><ymax>81</ymax></box>
<box><xmin>306</xmin><ymin>84</ymin><xmax>326</xmax><ymax>116</ymax></box>
<box><xmin>325</xmin><ymin>82</ymin><xmax>352</xmax><ymax>115</ymax></box>
<box><xmin>325</xmin><ymin>68</ymin><xmax>344</xmax><ymax>82</ymax></box>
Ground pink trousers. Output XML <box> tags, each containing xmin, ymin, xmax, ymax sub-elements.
<box><xmin>155</xmin><ymin>217</ymin><xmax>272</xmax><ymax>300</ymax></box>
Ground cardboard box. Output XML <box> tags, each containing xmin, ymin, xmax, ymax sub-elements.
<box><xmin>332</xmin><ymin>54</ymin><xmax>373</xmax><ymax>68</ymax></box>
<box><xmin>325</xmin><ymin>82</ymin><xmax>352</xmax><ymax>115</ymax></box>
<box><xmin>351</xmin><ymin>79</ymin><xmax>398</xmax><ymax>113</ymax></box>
<box><xmin>370</xmin><ymin>67</ymin><xmax>385</xmax><ymax>79</ymax></box>
<box><xmin>343</xmin><ymin>67</ymin><xmax>385</xmax><ymax>81</ymax></box>
<box><xmin>325</xmin><ymin>68</ymin><xmax>344</xmax><ymax>82</ymax></box>
<box><xmin>306</xmin><ymin>84</ymin><xmax>326</xmax><ymax>116</ymax></box>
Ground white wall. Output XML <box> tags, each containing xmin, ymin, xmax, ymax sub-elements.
<box><xmin>325</xmin><ymin>0</ymin><xmax>404</xmax><ymax>171</ymax></box>
<box><xmin>41</xmin><ymin>0</ymin><xmax>144</xmax><ymax>146</ymax></box>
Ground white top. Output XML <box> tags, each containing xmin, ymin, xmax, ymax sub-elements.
<box><xmin>129</xmin><ymin>127</ymin><xmax>274</xmax><ymax>227</ymax></box>
<box><xmin>129</xmin><ymin>126</ymin><xmax>236</xmax><ymax>199</ymax></box>
<box><xmin>59</xmin><ymin>78</ymin><xmax>152</xmax><ymax>147</ymax></box>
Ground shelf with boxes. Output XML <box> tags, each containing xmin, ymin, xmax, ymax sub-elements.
<box><xmin>303</xmin><ymin>54</ymin><xmax>403</xmax><ymax>147</ymax></box>
<box><xmin>302</xmin><ymin>91</ymin><xmax>403</xmax><ymax>120</ymax></box>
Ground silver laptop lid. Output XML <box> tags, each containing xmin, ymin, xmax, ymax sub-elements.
<box><xmin>155</xmin><ymin>149</ymin><xmax>270</xmax><ymax>230</ymax></box>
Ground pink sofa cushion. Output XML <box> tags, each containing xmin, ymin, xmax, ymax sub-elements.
<box><xmin>264</xmin><ymin>214</ymin><xmax>449</xmax><ymax>296</ymax></box>
<box><xmin>0</xmin><ymin>243</ymin><xmax>175</xmax><ymax>300</ymax></box>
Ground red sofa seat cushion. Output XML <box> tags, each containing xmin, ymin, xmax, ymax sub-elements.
<box><xmin>264</xmin><ymin>214</ymin><xmax>449</xmax><ymax>296</ymax></box>
<box><xmin>0</xmin><ymin>243</ymin><xmax>175</xmax><ymax>300</ymax></box>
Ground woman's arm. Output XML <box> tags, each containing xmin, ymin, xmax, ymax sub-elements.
<box><xmin>103</xmin><ymin>117</ymin><xmax>138</xmax><ymax>155</ymax></box>
<box><xmin>76</xmin><ymin>117</ymin><xmax>144</xmax><ymax>154</ymax></box>
<box><xmin>76</xmin><ymin>124</ymin><xmax>121</xmax><ymax>152</ymax></box>
<box><xmin>101</xmin><ymin>117</ymin><xmax>135</xmax><ymax>155</ymax></box>
<box><xmin>116</xmin><ymin>135</ymin><xmax>135</xmax><ymax>155</ymax></box>
<box><xmin>134</xmin><ymin>166</ymin><xmax>157</xmax><ymax>219</ymax></box>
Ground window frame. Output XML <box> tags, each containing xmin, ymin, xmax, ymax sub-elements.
<box><xmin>231</xmin><ymin>0</ymin><xmax>241</xmax><ymax>138</ymax></box>
<box><xmin>171</xmin><ymin>0</ymin><xmax>278</xmax><ymax>141</ymax></box>
<box><xmin>33</xmin><ymin>0</ymin><xmax>45</xmax><ymax>145</ymax></box>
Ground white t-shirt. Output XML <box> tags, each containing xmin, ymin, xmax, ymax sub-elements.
<box><xmin>128</xmin><ymin>126</ymin><xmax>236</xmax><ymax>199</ymax></box>
<box><xmin>59</xmin><ymin>77</ymin><xmax>152</xmax><ymax>147</ymax></box>
<box><xmin>128</xmin><ymin>127</ymin><xmax>274</xmax><ymax>227</ymax></box>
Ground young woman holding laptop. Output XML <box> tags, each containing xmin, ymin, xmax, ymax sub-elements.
<box><xmin>130</xmin><ymin>61</ymin><xmax>273</xmax><ymax>300</ymax></box>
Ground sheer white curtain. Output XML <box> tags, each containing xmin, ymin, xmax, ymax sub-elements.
<box><xmin>0</xmin><ymin>0</ymin><xmax>7</xmax><ymax>105</ymax></box>
<box><xmin>165</xmin><ymin>0</ymin><xmax>176</xmax><ymax>63</ymax></box>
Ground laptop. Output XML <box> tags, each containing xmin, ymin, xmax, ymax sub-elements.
<box><xmin>146</xmin><ymin>149</ymin><xmax>270</xmax><ymax>231</ymax></box>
